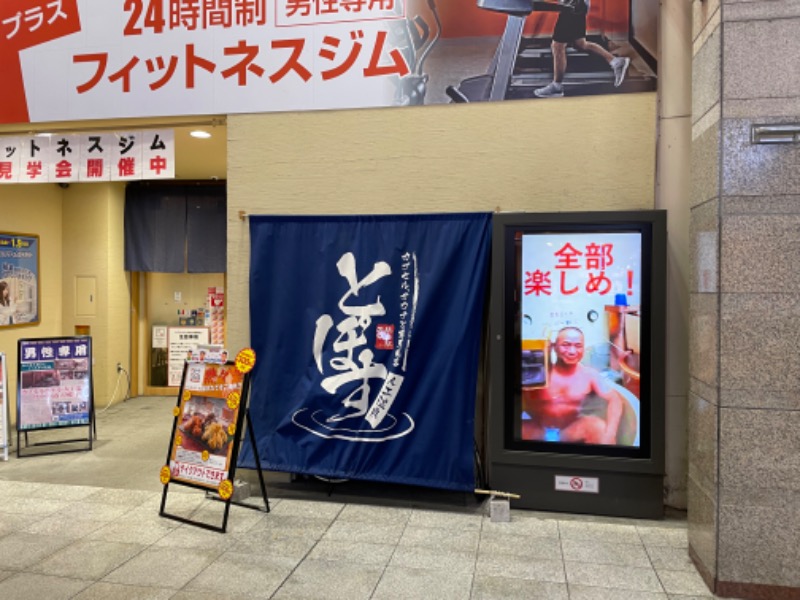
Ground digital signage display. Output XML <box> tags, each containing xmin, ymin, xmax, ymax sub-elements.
<box><xmin>503</xmin><ymin>222</ymin><xmax>656</xmax><ymax>460</ymax></box>
<box><xmin>518</xmin><ymin>231</ymin><xmax>643</xmax><ymax>448</ymax></box>
<box><xmin>488</xmin><ymin>211</ymin><xmax>666</xmax><ymax>517</ymax></box>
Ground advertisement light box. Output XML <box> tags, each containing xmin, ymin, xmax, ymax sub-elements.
<box><xmin>488</xmin><ymin>211</ymin><xmax>667</xmax><ymax>518</ymax></box>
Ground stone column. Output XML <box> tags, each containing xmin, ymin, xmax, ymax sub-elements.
<box><xmin>689</xmin><ymin>0</ymin><xmax>800</xmax><ymax>597</ymax></box>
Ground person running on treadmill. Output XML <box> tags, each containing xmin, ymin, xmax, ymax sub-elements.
<box><xmin>534</xmin><ymin>0</ymin><xmax>630</xmax><ymax>98</ymax></box>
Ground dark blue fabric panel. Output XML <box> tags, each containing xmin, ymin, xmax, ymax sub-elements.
<box><xmin>187</xmin><ymin>186</ymin><xmax>226</xmax><ymax>273</ymax></box>
<box><xmin>238</xmin><ymin>213</ymin><xmax>492</xmax><ymax>492</ymax></box>
<box><xmin>124</xmin><ymin>185</ymin><xmax>186</xmax><ymax>273</ymax></box>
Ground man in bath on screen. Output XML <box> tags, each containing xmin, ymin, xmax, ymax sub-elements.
<box><xmin>522</xmin><ymin>326</ymin><xmax>623</xmax><ymax>445</ymax></box>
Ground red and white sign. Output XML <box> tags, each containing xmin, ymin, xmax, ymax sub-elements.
<box><xmin>0</xmin><ymin>1</ymin><xmax>657</xmax><ymax>126</ymax></box>
<box><xmin>2</xmin><ymin>0</ymin><xmax>407</xmax><ymax>125</ymax></box>
<box><xmin>0</xmin><ymin>130</ymin><xmax>174</xmax><ymax>184</ymax></box>
<box><xmin>555</xmin><ymin>474</ymin><xmax>600</xmax><ymax>494</ymax></box>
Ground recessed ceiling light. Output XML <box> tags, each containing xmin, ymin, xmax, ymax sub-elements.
<box><xmin>190</xmin><ymin>130</ymin><xmax>212</xmax><ymax>139</ymax></box>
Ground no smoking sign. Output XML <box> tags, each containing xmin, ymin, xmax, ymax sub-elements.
<box><xmin>555</xmin><ymin>475</ymin><xmax>600</xmax><ymax>494</ymax></box>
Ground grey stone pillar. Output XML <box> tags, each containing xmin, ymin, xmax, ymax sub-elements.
<box><xmin>689</xmin><ymin>1</ymin><xmax>800</xmax><ymax>597</ymax></box>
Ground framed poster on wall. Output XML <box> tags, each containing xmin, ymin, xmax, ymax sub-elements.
<box><xmin>0</xmin><ymin>233</ymin><xmax>40</xmax><ymax>328</ymax></box>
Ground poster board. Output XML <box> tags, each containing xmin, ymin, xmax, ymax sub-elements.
<box><xmin>0</xmin><ymin>233</ymin><xmax>40</xmax><ymax>328</ymax></box>
<box><xmin>167</xmin><ymin>361</ymin><xmax>244</xmax><ymax>490</ymax></box>
<box><xmin>167</xmin><ymin>326</ymin><xmax>210</xmax><ymax>387</ymax></box>
<box><xmin>0</xmin><ymin>353</ymin><xmax>8</xmax><ymax>461</ymax></box>
<box><xmin>16</xmin><ymin>336</ymin><xmax>94</xmax><ymax>457</ymax></box>
<box><xmin>159</xmin><ymin>348</ymin><xmax>268</xmax><ymax>533</ymax></box>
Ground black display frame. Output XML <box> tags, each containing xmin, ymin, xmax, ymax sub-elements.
<box><xmin>16</xmin><ymin>336</ymin><xmax>95</xmax><ymax>458</ymax></box>
<box><xmin>159</xmin><ymin>360</ymin><xmax>270</xmax><ymax>533</ymax></box>
<box><xmin>488</xmin><ymin>211</ymin><xmax>667</xmax><ymax>518</ymax></box>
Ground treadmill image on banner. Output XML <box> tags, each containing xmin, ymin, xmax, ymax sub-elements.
<box><xmin>445</xmin><ymin>0</ymin><xmax>658</xmax><ymax>102</ymax></box>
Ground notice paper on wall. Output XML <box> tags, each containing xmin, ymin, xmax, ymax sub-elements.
<box><xmin>167</xmin><ymin>326</ymin><xmax>210</xmax><ymax>387</ymax></box>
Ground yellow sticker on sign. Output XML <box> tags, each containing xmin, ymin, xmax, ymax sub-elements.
<box><xmin>235</xmin><ymin>348</ymin><xmax>256</xmax><ymax>374</ymax></box>
<box><xmin>218</xmin><ymin>480</ymin><xmax>234</xmax><ymax>500</ymax></box>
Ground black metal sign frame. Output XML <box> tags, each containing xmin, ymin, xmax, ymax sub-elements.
<box><xmin>16</xmin><ymin>336</ymin><xmax>94</xmax><ymax>458</ymax></box>
<box><xmin>159</xmin><ymin>360</ymin><xmax>269</xmax><ymax>533</ymax></box>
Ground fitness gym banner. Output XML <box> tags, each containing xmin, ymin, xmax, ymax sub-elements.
<box><xmin>0</xmin><ymin>0</ymin><xmax>658</xmax><ymax>124</ymax></box>
<box><xmin>239</xmin><ymin>213</ymin><xmax>491</xmax><ymax>491</ymax></box>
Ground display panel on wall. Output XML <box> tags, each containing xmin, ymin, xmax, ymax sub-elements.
<box><xmin>0</xmin><ymin>233</ymin><xmax>39</xmax><ymax>328</ymax></box>
<box><xmin>1</xmin><ymin>0</ymin><xmax>658</xmax><ymax>124</ymax></box>
<box><xmin>17</xmin><ymin>337</ymin><xmax>93</xmax><ymax>431</ymax></box>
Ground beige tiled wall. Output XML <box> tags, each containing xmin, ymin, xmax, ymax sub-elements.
<box><xmin>0</xmin><ymin>185</ymin><xmax>64</xmax><ymax>426</ymax></box>
<box><xmin>61</xmin><ymin>183</ymin><xmax>130</xmax><ymax>406</ymax></box>
<box><xmin>226</xmin><ymin>94</ymin><xmax>658</xmax><ymax>352</ymax></box>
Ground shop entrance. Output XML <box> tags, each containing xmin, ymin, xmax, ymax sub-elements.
<box><xmin>132</xmin><ymin>271</ymin><xmax>225</xmax><ymax>396</ymax></box>
<box><xmin>125</xmin><ymin>181</ymin><xmax>227</xmax><ymax>397</ymax></box>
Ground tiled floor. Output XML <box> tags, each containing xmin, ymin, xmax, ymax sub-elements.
<box><xmin>0</xmin><ymin>396</ymin><xmax>729</xmax><ymax>599</ymax></box>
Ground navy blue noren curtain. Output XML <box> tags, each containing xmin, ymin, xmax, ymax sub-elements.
<box><xmin>124</xmin><ymin>182</ymin><xmax>226</xmax><ymax>273</ymax></box>
<box><xmin>239</xmin><ymin>213</ymin><xmax>492</xmax><ymax>492</ymax></box>
<box><xmin>187</xmin><ymin>187</ymin><xmax>226</xmax><ymax>273</ymax></box>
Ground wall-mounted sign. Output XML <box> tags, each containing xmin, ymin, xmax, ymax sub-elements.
<box><xmin>0</xmin><ymin>233</ymin><xmax>39</xmax><ymax>328</ymax></box>
<box><xmin>1</xmin><ymin>1</ymin><xmax>658</xmax><ymax>125</ymax></box>
<box><xmin>0</xmin><ymin>130</ymin><xmax>174</xmax><ymax>184</ymax></box>
<box><xmin>152</xmin><ymin>325</ymin><xmax>168</xmax><ymax>350</ymax></box>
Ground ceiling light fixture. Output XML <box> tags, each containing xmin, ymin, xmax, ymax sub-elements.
<box><xmin>190</xmin><ymin>130</ymin><xmax>212</xmax><ymax>139</ymax></box>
